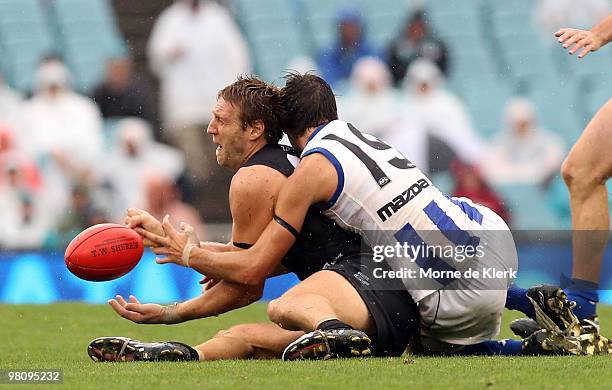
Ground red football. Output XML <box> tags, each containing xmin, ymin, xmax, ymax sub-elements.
<box><xmin>65</xmin><ymin>223</ymin><xmax>144</xmax><ymax>281</ymax></box>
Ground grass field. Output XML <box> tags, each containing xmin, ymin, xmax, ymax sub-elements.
<box><xmin>1</xmin><ymin>303</ymin><xmax>611</xmax><ymax>390</ymax></box>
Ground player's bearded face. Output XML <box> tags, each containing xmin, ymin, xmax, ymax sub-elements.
<box><xmin>217</xmin><ymin>130</ymin><xmax>246</xmax><ymax>168</ymax></box>
<box><xmin>208</xmin><ymin>98</ymin><xmax>248</xmax><ymax>170</ymax></box>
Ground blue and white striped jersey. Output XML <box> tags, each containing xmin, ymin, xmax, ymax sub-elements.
<box><xmin>301</xmin><ymin>120</ymin><xmax>488</xmax><ymax>301</ymax></box>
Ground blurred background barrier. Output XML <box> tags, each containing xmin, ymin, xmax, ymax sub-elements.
<box><xmin>0</xmin><ymin>249</ymin><xmax>300</xmax><ymax>304</ymax></box>
<box><xmin>1</xmin><ymin>237</ymin><xmax>611</xmax><ymax>304</ymax></box>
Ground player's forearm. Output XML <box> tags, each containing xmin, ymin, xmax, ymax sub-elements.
<box><xmin>592</xmin><ymin>14</ymin><xmax>612</xmax><ymax>45</ymax></box>
<box><xmin>186</xmin><ymin>223</ymin><xmax>295</xmax><ymax>286</ymax></box>
<box><xmin>175</xmin><ymin>281</ymin><xmax>263</xmax><ymax>321</ymax></box>
<box><xmin>188</xmin><ymin>247</ymin><xmax>272</xmax><ymax>286</ymax></box>
<box><xmin>199</xmin><ymin>241</ymin><xmax>237</xmax><ymax>253</ymax></box>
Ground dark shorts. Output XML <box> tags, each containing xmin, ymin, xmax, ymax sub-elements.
<box><xmin>324</xmin><ymin>253</ymin><xmax>419</xmax><ymax>357</ymax></box>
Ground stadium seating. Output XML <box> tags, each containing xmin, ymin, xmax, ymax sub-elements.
<box><xmin>232</xmin><ymin>0</ymin><xmax>305</xmax><ymax>82</ymax></box>
<box><xmin>487</xmin><ymin>0</ymin><xmax>532</xmax><ymax>16</ymax></box>
<box><xmin>425</xmin><ymin>0</ymin><xmax>482</xmax><ymax>18</ymax></box>
<box><xmin>298</xmin><ymin>0</ymin><xmax>348</xmax><ymax>53</ymax></box>
<box><xmin>362</xmin><ymin>0</ymin><xmax>410</xmax><ymax>47</ymax></box>
<box><xmin>50</xmin><ymin>0</ymin><xmax>126</xmax><ymax>92</ymax></box>
<box><xmin>0</xmin><ymin>0</ymin><xmax>54</xmax><ymax>91</ymax></box>
<box><xmin>0</xmin><ymin>0</ymin><xmax>125</xmax><ymax>93</ymax></box>
<box><xmin>495</xmin><ymin>183</ymin><xmax>563</xmax><ymax>230</ymax></box>
<box><xmin>566</xmin><ymin>48</ymin><xmax>612</xmax><ymax>82</ymax></box>
<box><xmin>586</xmin><ymin>82</ymin><xmax>612</xmax><ymax>120</ymax></box>
<box><xmin>545</xmin><ymin>175</ymin><xmax>572</xmax><ymax>229</ymax></box>
<box><xmin>426</xmin><ymin>2</ymin><xmax>485</xmax><ymax>43</ymax></box>
<box><xmin>452</xmin><ymin>73</ymin><xmax>512</xmax><ymax>139</ymax></box>
<box><xmin>526</xmin><ymin>75</ymin><xmax>583</xmax><ymax>144</ymax></box>
<box><xmin>52</xmin><ymin>0</ymin><xmax>117</xmax><ymax>23</ymax></box>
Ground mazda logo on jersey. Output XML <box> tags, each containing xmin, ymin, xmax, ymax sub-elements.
<box><xmin>377</xmin><ymin>179</ymin><xmax>430</xmax><ymax>222</ymax></box>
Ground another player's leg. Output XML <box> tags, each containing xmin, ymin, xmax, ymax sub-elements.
<box><xmin>504</xmin><ymin>284</ymin><xmax>610</xmax><ymax>355</ymax></box>
<box><xmin>267</xmin><ymin>270</ymin><xmax>375</xmax><ymax>360</ymax></box>
<box><xmin>506</xmin><ymin>102</ymin><xmax>612</xmax><ymax>331</ymax></box>
<box><xmin>506</xmin><ymin>284</ymin><xmax>581</xmax><ymax>335</ymax></box>
<box><xmin>453</xmin><ymin>330</ymin><xmax>612</xmax><ymax>356</ymax></box>
<box><xmin>88</xmin><ymin>323</ymin><xmax>302</xmax><ymax>362</ymax></box>
<box><xmin>561</xmin><ymin>99</ymin><xmax>612</xmax><ymax>321</ymax></box>
<box><xmin>415</xmin><ymin>327</ymin><xmax>611</xmax><ymax>356</ymax></box>
<box><xmin>192</xmin><ymin>323</ymin><xmax>303</xmax><ymax>360</ymax></box>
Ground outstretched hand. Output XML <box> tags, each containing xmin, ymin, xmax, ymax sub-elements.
<box><xmin>555</xmin><ymin>28</ymin><xmax>604</xmax><ymax>58</ymax></box>
<box><xmin>108</xmin><ymin>294</ymin><xmax>166</xmax><ymax>324</ymax></box>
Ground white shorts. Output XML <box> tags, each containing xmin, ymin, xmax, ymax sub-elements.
<box><xmin>418</xmin><ymin>200</ymin><xmax>518</xmax><ymax>345</ymax></box>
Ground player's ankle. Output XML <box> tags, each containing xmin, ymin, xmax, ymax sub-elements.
<box><xmin>192</xmin><ymin>345</ymin><xmax>205</xmax><ymax>361</ymax></box>
<box><xmin>566</xmin><ymin>291</ymin><xmax>598</xmax><ymax>320</ymax></box>
<box><xmin>561</xmin><ymin>276</ymin><xmax>599</xmax><ymax>320</ymax></box>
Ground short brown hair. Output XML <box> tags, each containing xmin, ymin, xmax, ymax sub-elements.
<box><xmin>281</xmin><ymin>72</ymin><xmax>338</xmax><ymax>139</ymax></box>
<box><xmin>218</xmin><ymin>76</ymin><xmax>284</xmax><ymax>144</ymax></box>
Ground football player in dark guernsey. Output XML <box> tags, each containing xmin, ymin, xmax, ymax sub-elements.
<box><xmin>87</xmin><ymin>76</ymin><xmax>419</xmax><ymax>362</ymax></box>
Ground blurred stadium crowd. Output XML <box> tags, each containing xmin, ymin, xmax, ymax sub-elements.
<box><xmin>0</xmin><ymin>0</ymin><xmax>611</xmax><ymax>250</ymax></box>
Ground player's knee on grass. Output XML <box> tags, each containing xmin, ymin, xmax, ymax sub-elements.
<box><xmin>267</xmin><ymin>295</ymin><xmax>311</xmax><ymax>329</ymax></box>
<box><xmin>267</xmin><ymin>298</ymin><xmax>286</xmax><ymax>327</ymax></box>
<box><xmin>267</xmin><ymin>294</ymin><xmax>314</xmax><ymax>324</ymax></box>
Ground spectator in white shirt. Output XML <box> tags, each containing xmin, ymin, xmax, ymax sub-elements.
<box><xmin>18</xmin><ymin>58</ymin><xmax>104</xmax><ymax>222</ymax></box>
<box><xmin>481</xmin><ymin>97</ymin><xmax>566</xmax><ymax>187</ymax></box>
<box><xmin>105</xmin><ymin>117</ymin><xmax>185</xmax><ymax>221</ymax></box>
<box><xmin>390</xmin><ymin>59</ymin><xmax>484</xmax><ymax>174</ymax></box>
<box><xmin>148</xmin><ymin>0</ymin><xmax>250</xmax><ymax>220</ymax></box>
<box><xmin>338</xmin><ymin>56</ymin><xmax>400</xmax><ymax>140</ymax></box>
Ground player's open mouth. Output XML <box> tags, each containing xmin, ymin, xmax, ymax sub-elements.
<box><xmin>212</xmin><ymin>136</ymin><xmax>222</xmax><ymax>151</ymax></box>
<box><xmin>215</xmin><ymin>144</ymin><xmax>223</xmax><ymax>158</ymax></box>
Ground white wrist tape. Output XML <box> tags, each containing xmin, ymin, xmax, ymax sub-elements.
<box><xmin>180</xmin><ymin>222</ymin><xmax>201</xmax><ymax>267</ymax></box>
<box><xmin>182</xmin><ymin>243</ymin><xmax>197</xmax><ymax>267</ymax></box>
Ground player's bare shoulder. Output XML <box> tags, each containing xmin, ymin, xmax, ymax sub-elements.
<box><xmin>230</xmin><ymin>164</ymin><xmax>287</xmax><ymax>209</ymax></box>
<box><xmin>229</xmin><ymin>164</ymin><xmax>289</xmax><ymax>242</ymax></box>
